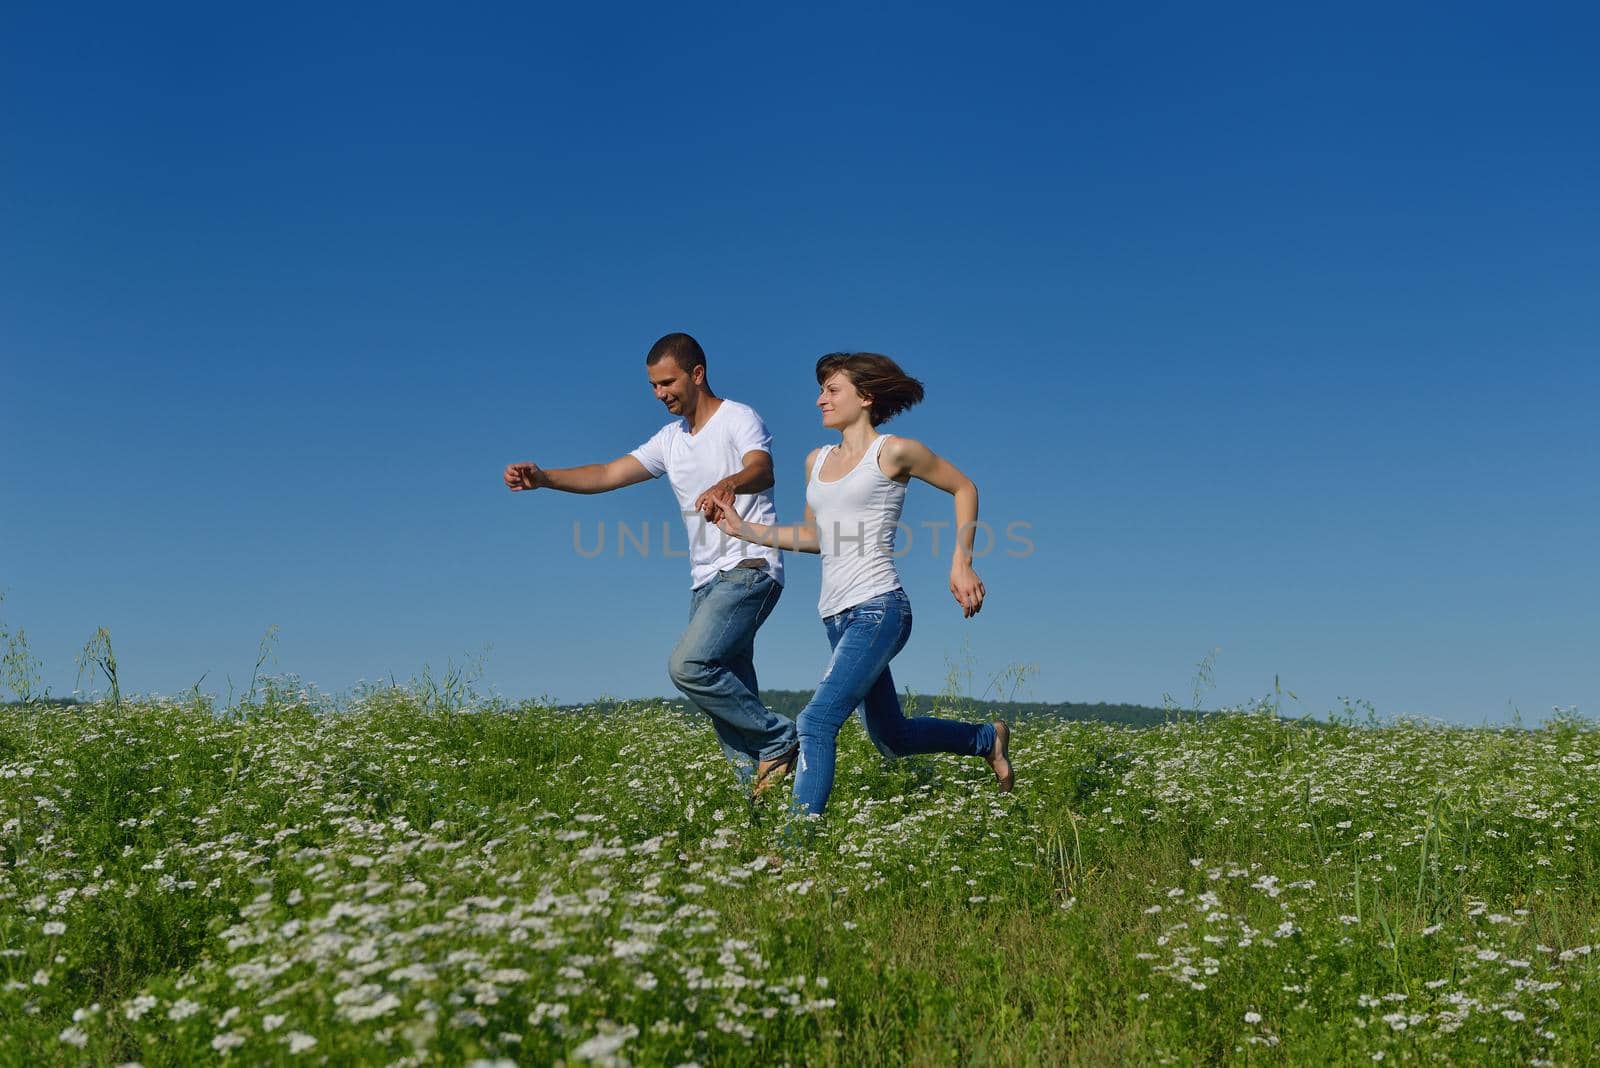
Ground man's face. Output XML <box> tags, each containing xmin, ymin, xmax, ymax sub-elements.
<box><xmin>647</xmin><ymin>356</ymin><xmax>702</xmax><ymax>416</ymax></box>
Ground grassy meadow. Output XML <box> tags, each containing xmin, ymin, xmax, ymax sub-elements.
<box><xmin>1</xmin><ymin>683</ymin><xmax>1597</xmax><ymax>1066</ymax></box>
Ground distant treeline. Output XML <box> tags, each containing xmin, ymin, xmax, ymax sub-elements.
<box><xmin>11</xmin><ymin>692</ymin><xmax>1195</xmax><ymax>727</ymax></box>
<box><xmin>580</xmin><ymin>689</ymin><xmax>1191</xmax><ymax>728</ymax></box>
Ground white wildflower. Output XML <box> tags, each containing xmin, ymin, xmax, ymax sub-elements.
<box><xmin>211</xmin><ymin>1032</ymin><xmax>245</xmax><ymax>1052</ymax></box>
<box><xmin>572</xmin><ymin>1023</ymin><xmax>640</xmax><ymax>1063</ymax></box>
<box><xmin>168</xmin><ymin>998</ymin><xmax>202</xmax><ymax>1021</ymax></box>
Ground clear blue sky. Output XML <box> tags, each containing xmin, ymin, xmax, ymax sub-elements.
<box><xmin>4</xmin><ymin>2</ymin><xmax>1596</xmax><ymax>723</ymax></box>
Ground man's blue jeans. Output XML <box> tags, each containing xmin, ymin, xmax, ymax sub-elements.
<box><xmin>792</xmin><ymin>588</ymin><xmax>996</xmax><ymax>816</ymax></box>
<box><xmin>668</xmin><ymin>566</ymin><xmax>797</xmax><ymax>780</ymax></box>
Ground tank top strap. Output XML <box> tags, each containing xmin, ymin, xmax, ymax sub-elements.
<box><xmin>809</xmin><ymin>444</ymin><xmax>833</xmax><ymax>484</ymax></box>
<box><xmin>866</xmin><ymin>433</ymin><xmax>893</xmax><ymax>478</ymax></box>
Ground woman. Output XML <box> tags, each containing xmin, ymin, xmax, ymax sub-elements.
<box><xmin>713</xmin><ymin>352</ymin><xmax>1013</xmax><ymax>816</ymax></box>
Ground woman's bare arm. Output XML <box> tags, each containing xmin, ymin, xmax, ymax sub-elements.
<box><xmin>714</xmin><ymin>448</ymin><xmax>822</xmax><ymax>554</ymax></box>
<box><xmin>881</xmin><ymin>436</ymin><xmax>986</xmax><ymax>617</ymax></box>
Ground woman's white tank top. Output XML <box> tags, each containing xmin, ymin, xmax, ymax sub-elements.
<box><xmin>807</xmin><ymin>434</ymin><xmax>907</xmax><ymax>617</ymax></box>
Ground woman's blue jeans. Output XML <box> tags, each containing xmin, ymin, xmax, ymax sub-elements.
<box><xmin>791</xmin><ymin>589</ymin><xmax>996</xmax><ymax>816</ymax></box>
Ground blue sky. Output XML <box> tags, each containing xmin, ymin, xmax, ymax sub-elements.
<box><xmin>4</xmin><ymin>2</ymin><xmax>1596</xmax><ymax>723</ymax></box>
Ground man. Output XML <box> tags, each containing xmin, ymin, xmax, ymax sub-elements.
<box><xmin>503</xmin><ymin>332</ymin><xmax>799</xmax><ymax>793</ymax></box>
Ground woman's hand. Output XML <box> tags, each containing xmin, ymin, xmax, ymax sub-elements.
<box><xmin>950</xmin><ymin>561</ymin><xmax>986</xmax><ymax>618</ymax></box>
<box><xmin>717</xmin><ymin>512</ymin><xmax>747</xmax><ymax>542</ymax></box>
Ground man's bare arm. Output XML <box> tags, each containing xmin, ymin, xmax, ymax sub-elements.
<box><xmin>503</xmin><ymin>455</ymin><xmax>653</xmax><ymax>495</ymax></box>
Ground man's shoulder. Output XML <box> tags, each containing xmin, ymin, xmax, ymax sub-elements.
<box><xmin>716</xmin><ymin>398</ymin><xmax>770</xmax><ymax>429</ymax></box>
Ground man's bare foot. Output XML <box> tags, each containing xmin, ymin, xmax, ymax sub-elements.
<box><xmin>753</xmin><ymin>746</ymin><xmax>799</xmax><ymax>798</ymax></box>
<box><xmin>985</xmin><ymin>721</ymin><xmax>1014</xmax><ymax>793</ymax></box>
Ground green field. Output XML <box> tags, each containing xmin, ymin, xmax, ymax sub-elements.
<box><xmin>2</xmin><ymin>689</ymin><xmax>1596</xmax><ymax>1065</ymax></box>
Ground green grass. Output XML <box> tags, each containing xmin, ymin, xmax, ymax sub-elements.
<box><xmin>1</xmin><ymin>689</ymin><xmax>1597</xmax><ymax>1065</ymax></box>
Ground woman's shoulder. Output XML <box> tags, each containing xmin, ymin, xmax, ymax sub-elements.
<box><xmin>877</xmin><ymin>433</ymin><xmax>924</xmax><ymax>461</ymax></box>
<box><xmin>876</xmin><ymin>434</ymin><xmax>931</xmax><ymax>480</ymax></box>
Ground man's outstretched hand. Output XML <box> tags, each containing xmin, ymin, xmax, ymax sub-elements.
<box><xmin>504</xmin><ymin>462</ymin><xmax>545</xmax><ymax>491</ymax></box>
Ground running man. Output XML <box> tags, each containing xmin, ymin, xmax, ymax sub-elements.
<box><xmin>503</xmin><ymin>332</ymin><xmax>799</xmax><ymax>793</ymax></box>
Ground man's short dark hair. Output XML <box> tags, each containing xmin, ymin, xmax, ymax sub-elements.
<box><xmin>646</xmin><ymin>332</ymin><xmax>707</xmax><ymax>374</ymax></box>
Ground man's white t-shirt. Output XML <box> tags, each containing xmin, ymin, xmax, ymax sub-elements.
<box><xmin>630</xmin><ymin>399</ymin><xmax>786</xmax><ymax>590</ymax></box>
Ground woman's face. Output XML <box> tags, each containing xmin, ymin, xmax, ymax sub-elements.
<box><xmin>817</xmin><ymin>371</ymin><xmax>870</xmax><ymax>429</ymax></box>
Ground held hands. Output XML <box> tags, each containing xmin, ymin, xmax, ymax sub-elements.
<box><xmin>694</xmin><ymin>480</ymin><xmax>748</xmax><ymax>541</ymax></box>
<box><xmin>693</xmin><ymin>480</ymin><xmax>737</xmax><ymax>524</ymax></box>
<box><xmin>950</xmin><ymin>561</ymin><xmax>986</xmax><ymax>618</ymax></box>
<box><xmin>503</xmin><ymin>462</ymin><xmax>544</xmax><ymax>491</ymax></box>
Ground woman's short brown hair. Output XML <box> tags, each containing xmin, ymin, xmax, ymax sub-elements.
<box><xmin>815</xmin><ymin>352</ymin><xmax>925</xmax><ymax>426</ymax></box>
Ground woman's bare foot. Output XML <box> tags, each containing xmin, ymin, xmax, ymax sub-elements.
<box><xmin>985</xmin><ymin>721</ymin><xmax>1013</xmax><ymax>792</ymax></box>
